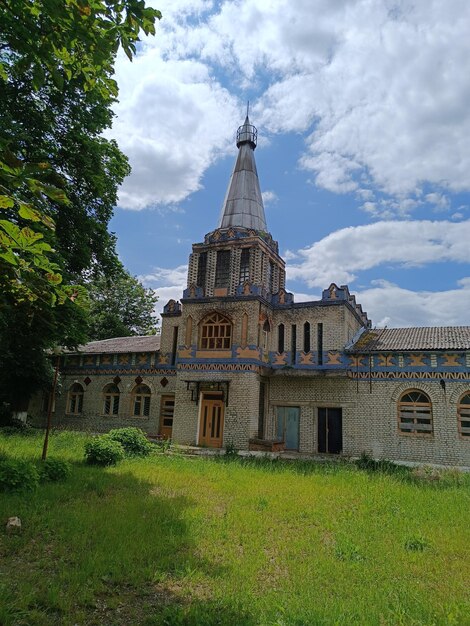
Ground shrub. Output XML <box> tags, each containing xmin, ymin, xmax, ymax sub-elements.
<box><xmin>40</xmin><ymin>458</ymin><xmax>71</xmax><ymax>482</ymax></box>
<box><xmin>84</xmin><ymin>435</ymin><xmax>125</xmax><ymax>466</ymax></box>
<box><xmin>108</xmin><ymin>427</ymin><xmax>152</xmax><ymax>457</ymax></box>
<box><xmin>355</xmin><ymin>452</ymin><xmax>400</xmax><ymax>474</ymax></box>
<box><xmin>0</xmin><ymin>418</ymin><xmax>33</xmax><ymax>435</ymax></box>
<box><xmin>0</xmin><ymin>458</ymin><xmax>40</xmax><ymax>492</ymax></box>
<box><xmin>224</xmin><ymin>441</ymin><xmax>238</xmax><ymax>457</ymax></box>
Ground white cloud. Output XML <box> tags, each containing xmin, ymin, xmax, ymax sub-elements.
<box><xmin>287</xmin><ymin>219</ymin><xmax>470</xmax><ymax>288</ymax></box>
<box><xmin>139</xmin><ymin>265</ymin><xmax>187</xmax><ymax>318</ymax></box>
<box><xmin>356</xmin><ymin>279</ymin><xmax>470</xmax><ymax>327</ymax></box>
<box><xmin>110</xmin><ymin>52</ymin><xmax>239</xmax><ymax>209</ymax></box>
<box><xmin>110</xmin><ymin>0</ymin><xmax>470</xmax><ymax>213</ymax></box>
<box><xmin>261</xmin><ymin>190</ymin><xmax>278</xmax><ymax>205</ymax></box>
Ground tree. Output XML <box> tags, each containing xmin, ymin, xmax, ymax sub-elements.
<box><xmin>0</xmin><ymin>0</ymin><xmax>161</xmax><ymax>414</ymax></box>
<box><xmin>87</xmin><ymin>269</ymin><xmax>158</xmax><ymax>340</ymax></box>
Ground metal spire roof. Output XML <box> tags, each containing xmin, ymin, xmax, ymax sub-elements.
<box><xmin>218</xmin><ymin>115</ymin><xmax>268</xmax><ymax>232</ymax></box>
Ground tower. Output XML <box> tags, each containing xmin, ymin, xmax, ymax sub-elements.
<box><xmin>185</xmin><ymin>116</ymin><xmax>285</xmax><ymax>300</ymax></box>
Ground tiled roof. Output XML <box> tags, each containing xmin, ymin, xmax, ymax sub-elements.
<box><xmin>351</xmin><ymin>327</ymin><xmax>470</xmax><ymax>352</ymax></box>
<box><xmin>66</xmin><ymin>335</ymin><xmax>161</xmax><ymax>354</ymax></box>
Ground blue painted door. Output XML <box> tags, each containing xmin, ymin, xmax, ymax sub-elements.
<box><xmin>277</xmin><ymin>406</ymin><xmax>300</xmax><ymax>450</ymax></box>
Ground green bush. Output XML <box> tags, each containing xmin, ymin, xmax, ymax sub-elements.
<box><xmin>84</xmin><ymin>436</ymin><xmax>125</xmax><ymax>466</ymax></box>
<box><xmin>40</xmin><ymin>458</ymin><xmax>71</xmax><ymax>482</ymax></box>
<box><xmin>108</xmin><ymin>427</ymin><xmax>152</xmax><ymax>457</ymax></box>
<box><xmin>0</xmin><ymin>458</ymin><xmax>40</xmax><ymax>492</ymax></box>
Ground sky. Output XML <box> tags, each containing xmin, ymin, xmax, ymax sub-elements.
<box><xmin>107</xmin><ymin>0</ymin><xmax>470</xmax><ymax>328</ymax></box>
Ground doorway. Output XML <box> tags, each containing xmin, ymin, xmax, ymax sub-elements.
<box><xmin>317</xmin><ymin>407</ymin><xmax>342</xmax><ymax>454</ymax></box>
<box><xmin>276</xmin><ymin>406</ymin><xmax>300</xmax><ymax>450</ymax></box>
<box><xmin>199</xmin><ymin>393</ymin><xmax>225</xmax><ymax>447</ymax></box>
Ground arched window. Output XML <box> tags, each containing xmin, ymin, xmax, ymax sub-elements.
<box><xmin>132</xmin><ymin>384</ymin><xmax>151</xmax><ymax>417</ymax></box>
<box><xmin>200</xmin><ymin>312</ymin><xmax>232</xmax><ymax>349</ymax></box>
<box><xmin>303</xmin><ymin>321</ymin><xmax>311</xmax><ymax>353</ymax></box>
<box><xmin>67</xmin><ymin>383</ymin><xmax>84</xmax><ymax>415</ymax></box>
<box><xmin>103</xmin><ymin>383</ymin><xmax>120</xmax><ymax>416</ymax></box>
<box><xmin>278</xmin><ymin>323</ymin><xmax>285</xmax><ymax>353</ymax></box>
<box><xmin>262</xmin><ymin>319</ymin><xmax>270</xmax><ymax>351</ymax></box>
<box><xmin>457</xmin><ymin>392</ymin><xmax>470</xmax><ymax>438</ymax></box>
<box><xmin>398</xmin><ymin>390</ymin><xmax>432</xmax><ymax>435</ymax></box>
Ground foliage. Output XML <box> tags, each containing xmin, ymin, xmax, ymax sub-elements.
<box><xmin>108</xmin><ymin>427</ymin><xmax>153</xmax><ymax>456</ymax></box>
<box><xmin>355</xmin><ymin>452</ymin><xmax>402</xmax><ymax>474</ymax></box>
<box><xmin>0</xmin><ymin>0</ymin><xmax>161</xmax><ymax>414</ymax></box>
<box><xmin>0</xmin><ymin>458</ymin><xmax>39</xmax><ymax>491</ymax></box>
<box><xmin>224</xmin><ymin>440</ymin><xmax>238</xmax><ymax>457</ymax></box>
<box><xmin>87</xmin><ymin>269</ymin><xmax>158</xmax><ymax>339</ymax></box>
<box><xmin>84</xmin><ymin>435</ymin><xmax>125</xmax><ymax>466</ymax></box>
<box><xmin>39</xmin><ymin>457</ymin><xmax>71</xmax><ymax>482</ymax></box>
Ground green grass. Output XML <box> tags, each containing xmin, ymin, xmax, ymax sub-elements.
<box><xmin>1</xmin><ymin>431</ymin><xmax>469</xmax><ymax>625</ymax></box>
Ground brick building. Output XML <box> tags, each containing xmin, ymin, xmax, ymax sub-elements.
<box><xmin>30</xmin><ymin>117</ymin><xmax>470</xmax><ymax>466</ymax></box>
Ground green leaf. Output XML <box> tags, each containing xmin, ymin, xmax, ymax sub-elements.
<box><xmin>0</xmin><ymin>249</ymin><xmax>18</xmax><ymax>266</ymax></box>
<box><xmin>0</xmin><ymin>195</ymin><xmax>14</xmax><ymax>209</ymax></box>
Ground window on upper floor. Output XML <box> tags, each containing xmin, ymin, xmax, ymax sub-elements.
<box><xmin>132</xmin><ymin>384</ymin><xmax>151</xmax><ymax>417</ymax></box>
<box><xmin>239</xmin><ymin>248</ymin><xmax>250</xmax><ymax>285</ymax></box>
<box><xmin>103</xmin><ymin>383</ymin><xmax>120</xmax><ymax>416</ymax></box>
<box><xmin>278</xmin><ymin>323</ymin><xmax>285</xmax><ymax>353</ymax></box>
<box><xmin>458</xmin><ymin>392</ymin><xmax>470</xmax><ymax>438</ymax></box>
<box><xmin>304</xmin><ymin>321</ymin><xmax>311</xmax><ymax>353</ymax></box>
<box><xmin>215</xmin><ymin>250</ymin><xmax>231</xmax><ymax>288</ymax></box>
<box><xmin>199</xmin><ymin>312</ymin><xmax>232</xmax><ymax>350</ymax></box>
<box><xmin>67</xmin><ymin>383</ymin><xmax>84</xmax><ymax>415</ymax></box>
<box><xmin>197</xmin><ymin>252</ymin><xmax>207</xmax><ymax>291</ymax></box>
<box><xmin>398</xmin><ymin>390</ymin><xmax>432</xmax><ymax>435</ymax></box>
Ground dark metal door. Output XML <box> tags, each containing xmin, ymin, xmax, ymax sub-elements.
<box><xmin>318</xmin><ymin>408</ymin><xmax>342</xmax><ymax>454</ymax></box>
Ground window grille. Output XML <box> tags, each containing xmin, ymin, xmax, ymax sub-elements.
<box><xmin>215</xmin><ymin>250</ymin><xmax>231</xmax><ymax>288</ymax></box>
<box><xmin>200</xmin><ymin>312</ymin><xmax>232</xmax><ymax>349</ymax></box>
<box><xmin>458</xmin><ymin>392</ymin><xmax>470</xmax><ymax>438</ymax></box>
<box><xmin>239</xmin><ymin>248</ymin><xmax>250</xmax><ymax>284</ymax></box>
<box><xmin>398</xmin><ymin>390</ymin><xmax>432</xmax><ymax>435</ymax></box>
<box><xmin>103</xmin><ymin>383</ymin><xmax>120</xmax><ymax>416</ymax></box>
<box><xmin>68</xmin><ymin>383</ymin><xmax>84</xmax><ymax>415</ymax></box>
<box><xmin>132</xmin><ymin>384</ymin><xmax>151</xmax><ymax>417</ymax></box>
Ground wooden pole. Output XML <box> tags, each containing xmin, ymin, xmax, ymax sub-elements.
<box><xmin>41</xmin><ymin>353</ymin><xmax>60</xmax><ymax>461</ymax></box>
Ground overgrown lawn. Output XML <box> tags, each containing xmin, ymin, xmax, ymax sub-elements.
<box><xmin>1</xmin><ymin>431</ymin><xmax>469</xmax><ymax>625</ymax></box>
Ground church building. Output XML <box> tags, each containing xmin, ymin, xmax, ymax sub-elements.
<box><xmin>30</xmin><ymin>117</ymin><xmax>470</xmax><ymax>467</ymax></box>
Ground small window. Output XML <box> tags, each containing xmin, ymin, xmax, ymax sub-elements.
<box><xmin>67</xmin><ymin>383</ymin><xmax>84</xmax><ymax>415</ymax></box>
<box><xmin>278</xmin><ymin>323</ymin><xmax>285</xmax><ymax>353</ymax></box>
<box><xmin>197</xmin><ymin>252</ymin><xmax>207</xmax><ymax>291</ymax></box>
<box><xmin>132</xmin><ymin>384</ymin><xmax>151</xmax><ymax>417</ymax></box>
<box><xmin>398</xmin><ymin>390</ymin><xmax>432</xmax><ymax>435</ymax></box>
<box><xmin>103</xmin><ymin>383</ymin><xmax>120</xmax><ymax>416</ymax></box>
<box><xmin>262</xmin><ymin>319</ymin><xmax>270</xmax><ymax>351</ymax></box>
<box><xmin>304</xmin><ymin>321</ymin><xmax>311</xmax><ymax>353</ymax></box>
<box><xmin>458</xmin><ymin>392</ymin><xmax>470</xmax><ymax>438</ymax></box>
<box><xmin>215</xmin><ymin>250</ymin><xmax>231</xmax><ymax>288</ymax></box>
<box><xmin>239</xmin><ymin>248</ymin><xmax>250</xmax><ymax>284</ymax></box>
<box><xmin>200</xmin><ymin>312</ymin><xmax>232</xmax><ymax>350</ymax></box>
<box><xmin>317</xmin><ymin>322</ymin><xmax>323</xmax><ymax>365</ymax></box>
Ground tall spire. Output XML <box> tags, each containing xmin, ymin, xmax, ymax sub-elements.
<box><xmin>218</xmin><ymin>115</ymin><xmax>268</xmax><ymax>232</ymax></box>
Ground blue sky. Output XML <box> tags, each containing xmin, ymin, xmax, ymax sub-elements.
<box><xmin>108</xmin><ymin>0</ymin><xmax>470</xmax><ymax>328</ymax></box>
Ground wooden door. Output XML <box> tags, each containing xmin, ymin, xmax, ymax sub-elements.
<box><xmin>318</xmin><ymin>408</ymin><xmax>342</xmax><ymax>454</ymax></box>
<box><xmin>159</xmin><ymin>395</ymin><xmax>174</xmax><ymax>439</ymax></box>
<box><xmin>199</xmin><ymin>394</ymin><xmax>224</xmax><ymax>448</ymax></box>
